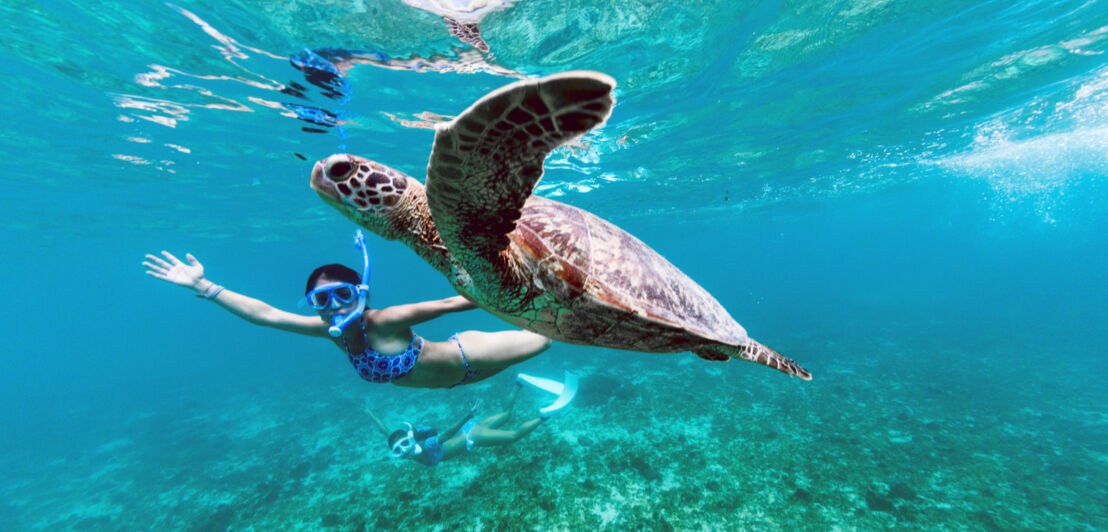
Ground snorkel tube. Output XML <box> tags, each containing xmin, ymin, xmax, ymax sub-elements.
<box><xmin>328</xmin><ymin>230</ymin><xmax>371</xmax><ymax>337</ymax></box>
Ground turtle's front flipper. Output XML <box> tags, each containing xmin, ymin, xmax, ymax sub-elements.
<box><xmin>695</xmin><ymin>340</ymin><xmax>813</xmax><ymax>380</ymax></box>
<box><xmin>426</xmin><ymin>71</ymin><xmax>615</xmax><ymax>268</ymax></box>
<box><xmin>444</xmin><ymin>17</ymin><xmax>490</xmax><ymax>52</ymax></box>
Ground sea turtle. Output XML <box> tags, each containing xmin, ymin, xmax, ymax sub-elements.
<box><xmin>309</xmin><ymin>71</ymin><xmax>812</xmax><ymax>380</ymax></box>
<box><xmin>401</xmin><ymin>0</ymin><xmax>517</xmax><ymax>53</ymax></box>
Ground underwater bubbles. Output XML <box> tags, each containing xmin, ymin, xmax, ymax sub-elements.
<box><xmin>936</xmin><ymin>66</ymin><xmax>1108</xmax><ymax>225</ymax></box>
<box><xmin>941</xmin><ymin>124</ymin><xmax>1108</xmax><ymax>223</ymax></box>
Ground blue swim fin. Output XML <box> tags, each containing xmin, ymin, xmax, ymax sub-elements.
<box><xmin>517</xmin><ymin>371</ymin><xmax>578</xmax><ymax>417</ymax></box>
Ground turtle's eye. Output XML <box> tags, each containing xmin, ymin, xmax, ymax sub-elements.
<box><xmin>326</xmin><ymin>160</ymin><xmax>354</xmax><ymax>180</ymax></box>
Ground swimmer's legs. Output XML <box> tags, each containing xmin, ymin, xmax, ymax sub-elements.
<box><xmin>480</xmin><ymin>382</ymin><xmax>520</xmax><ymax>428</ymax></box>
<box><xmin>457</xmin><ymin>330</ymin><xmax>551</xmax><ymax>365</ymax></box>
<box><xmin>450</xmin><ymin>330</ymin><xmax>552</xmax><ymax>384</ymax></box>
<box><xmin>469</xmin><ymin>416</ymin><xmax>545</xmax><ymax>447</ymax></box>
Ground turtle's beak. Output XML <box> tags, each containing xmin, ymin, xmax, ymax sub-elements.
<box><xmin>310</xmin><ymin>159</ymin><xmax>339</xmax><ymax>200</ymax></box>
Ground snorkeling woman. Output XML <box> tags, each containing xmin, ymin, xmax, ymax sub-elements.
<box><xmin>368</xmin><ymin>382</ymin><xmax>555</xmax><ymax>467</ymax></box>
<box><xmin>142</xmin><ymin>232</ymin><xmax>551</xmax><ymax>388</ymax></box>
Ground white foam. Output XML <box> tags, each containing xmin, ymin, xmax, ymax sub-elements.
<box><xmin>933</xmin><ymin>64</ymin><xmax>1108</xmax><ymax>222</ymax></box>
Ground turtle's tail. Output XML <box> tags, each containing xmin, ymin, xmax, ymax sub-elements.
<box><xmin>694</xmin><ymin>339</ymin><xmax>813</xmax><ymax>380</ymax></box>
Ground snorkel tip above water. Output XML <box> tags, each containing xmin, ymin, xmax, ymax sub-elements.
<box><xmin>327</xmin><ymin>230</ymin><xmax>372</xmax><ymax>337</ymax></box>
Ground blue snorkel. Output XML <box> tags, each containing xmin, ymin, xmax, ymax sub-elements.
<box><xmin>328</xmin><ymin>230</ymin><xmax>372</xmax><ymax>337</ymax></box>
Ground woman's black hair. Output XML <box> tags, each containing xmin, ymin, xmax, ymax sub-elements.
<box><xmin>305</xmin><ymin>263</ymin><xmax>360</xmax><ymax>294</ymax></box>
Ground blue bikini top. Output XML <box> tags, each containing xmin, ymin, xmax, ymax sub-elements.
<box><xmin>342</xmin><ymin>326</ymin><xmax>421</xmax><ymax>383</ymax></box>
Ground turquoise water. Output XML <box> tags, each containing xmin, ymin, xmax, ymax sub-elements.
<box><xmin>2</xmin><ymin>0</ymin><xmax>1107</xmax><ymax>529</ymax></box>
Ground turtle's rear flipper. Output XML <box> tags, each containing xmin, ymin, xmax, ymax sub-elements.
<box><xmin>445</xmin><ymin>17</ymin><xmax>490</xmax><ymax>52</ymax></box>
<box><xmin>695</xmin><ymin>340</ymin><xmax>812</xmax><ymax>380</ymax></box>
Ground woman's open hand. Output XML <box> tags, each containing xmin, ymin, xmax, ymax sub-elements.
<box><xmin>144</xmin><ymin>251</ymin><xmax>206</xmax><ymax>291</ymax></box>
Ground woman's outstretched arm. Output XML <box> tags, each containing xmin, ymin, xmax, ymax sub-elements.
<box><xmin>365</xmin><ymin>407</ymin><xmax>392</xmax><ymax>437</ymax></box>
<box><xmin>375</xmin><ymin>296</ymin><xmax>478</xmax><ymax>330</ymax></box>
<box><xmin>144</xmin><ymin>250</ymin><xmax>329</xmax><ymax>337</ymax></box>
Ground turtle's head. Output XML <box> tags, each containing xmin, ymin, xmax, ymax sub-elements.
<box><xmin>310</xmin><ymin>153</ymin><xmax>411</xmax><ymax>235</ymax></box>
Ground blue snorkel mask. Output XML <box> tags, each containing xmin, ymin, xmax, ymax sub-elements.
<box><xmin>304</xmin><ymin>231</ymin><xmax>371</xmax><ymax>337</ymax></box>
<box><xmin>389</xmin><ymin>423</ymin><xmax>423</xmax><ymax>459</ymax></box>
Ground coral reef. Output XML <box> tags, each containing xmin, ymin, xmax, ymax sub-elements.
<box><xmin>2</xmin><ymin>335</ymin><xmax>1105</xmax><ymax>530</ymax></box>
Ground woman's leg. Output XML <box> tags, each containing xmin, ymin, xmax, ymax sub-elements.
<box><xmin>438</xmin><ymin>330</ymin><xmax>551</xmax><ymax>385</ymax></box>
<box><xmin>469</xmin><ymin>417</ymin><xmax>545</xmax><ymax>447</ymax></box>
<box><xmin>454</xmin><ymin>330</ymin><xmax>551</xmax><ymax>368</ymax></box>
<box><xmin>480</xmin><ymin>383</ymin><xmax>520</xmax><ymax>428</ymax></box>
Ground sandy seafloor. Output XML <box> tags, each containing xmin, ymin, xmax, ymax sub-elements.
<box><xmin>3</xmin><ymin>323</ymin><xmax>1103</xmax><ymax>531</ymax></box>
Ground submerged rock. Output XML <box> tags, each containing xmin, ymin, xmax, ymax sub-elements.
<box><xmin>791</xmin><ymin>488</ymin><xmax>813</xmax><ymax>502</ymax></box>
<box><xmin>864</xmin><ymin>490</ymin><xmax>896</xmax><ymax>513</ymax></box>
<box><xmin>888</xmin><ymin>481</ymin><xmax>918</xmax><ymax>501</ymax></box>
<box><xmin>629</xmin><ymin>455</ymin><xmax>662</xmax><ymax>481</ymax></box>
